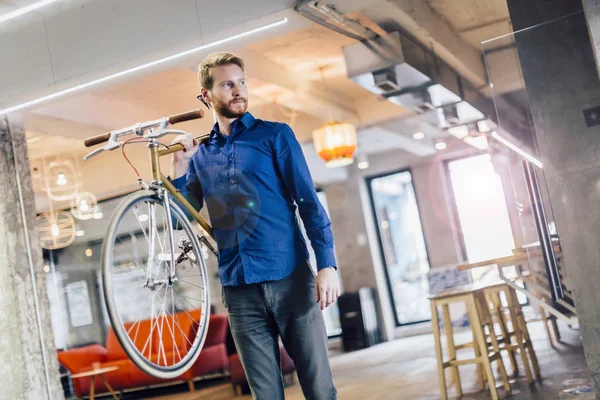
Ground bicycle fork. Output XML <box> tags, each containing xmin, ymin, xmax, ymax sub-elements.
<box><xmin>144</xmin><ymin>188</ymin><xmax>179</xmax><ymax>290</ymax></box>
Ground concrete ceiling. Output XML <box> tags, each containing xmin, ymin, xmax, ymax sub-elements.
<box><xmin>24</xmin><ymin>14</ymin><xmax>436</xmax><ymax>213</ymax></box>
<box><xmin>13</xmin><ymin>0</ymin><xmax>535</xmax><ymax>214</ymax></box>
<box><xmin>426</xmin><ymin>0</ymin><xmax>512</xmax><ymax>49</ymax></box>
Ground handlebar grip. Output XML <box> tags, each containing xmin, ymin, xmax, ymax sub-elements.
<box><xmin>84</xmin><ymin>132</ymin><xmax>111</xmax><ymax>147</ymax></box>
<box><xmin>158</xmin><ymin>134</ymin><xmax>210</xmax><ymax>157</ymax></box>
<box><xmin>168</xmin><ymin>109</ymin><xmax>204</xmax><ymax>125</ymax></box>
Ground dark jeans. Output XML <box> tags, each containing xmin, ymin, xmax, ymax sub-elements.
<box><xmin>222</xmin><ymin>261</ymin><xmax>337</xmax><ymax>400</ymax></box>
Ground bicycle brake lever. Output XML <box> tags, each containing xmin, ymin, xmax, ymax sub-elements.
<box><xmin>83</xmin><ymin>147</ymin><xmax>105</xmax><ymax>160</ymax></box>
<box><xmin>83</xmin><ymin>133</ymin><xmax>122</xmax><ymax>160</ymax></box>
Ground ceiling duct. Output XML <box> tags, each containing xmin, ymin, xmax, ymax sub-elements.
<box><xmin>342</xmin><ymin>31</ymin><xmax>494</xmax><ymax>130</ymax></box>
<box><xmin>295</xmin><ymin>1</ymin><xmax>497</xmax><ymax>147</ymax></box>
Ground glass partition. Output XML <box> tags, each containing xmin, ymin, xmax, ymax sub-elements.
<box><xmin>480</xmin><ymin>7</ymin><xmax>599</xmax><ymax>393</ymax></box>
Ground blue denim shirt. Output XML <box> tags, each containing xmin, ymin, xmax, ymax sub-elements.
<box><xmin>171</xmin><ymin>112</ymin><xmax>336</xmax><ymax>286</ymax></box>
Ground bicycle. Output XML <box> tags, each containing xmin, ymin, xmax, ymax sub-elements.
<box><xmin>83</xmin><ymin>109</ymin><xmax>218</xmax><ymax>379</ymax></box>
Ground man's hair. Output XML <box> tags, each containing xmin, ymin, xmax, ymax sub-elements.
<box><xmin>197</xmin><ymin>52</ymin><xmax>245</xmax><ymax>90</ymax></box>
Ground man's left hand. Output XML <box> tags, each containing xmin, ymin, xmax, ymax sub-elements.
<box><xmin>316</xmin><ymin>267</ymin><xmax>341</xmax><ymax>310</ymax></box>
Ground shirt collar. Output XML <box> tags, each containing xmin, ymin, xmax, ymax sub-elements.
<box><xmin>210</xmin><ymin>112</ymin><xmax>256</xmax><ymax>139</ymax></box>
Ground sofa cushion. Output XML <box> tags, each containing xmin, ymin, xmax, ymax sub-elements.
<box><xmin>185</xmin><ymin>343</ymin><xmax>229</xmax><ymax>378</ymax></box>
<box><xmin>204</xmin><ymin>313</ymin><xmax>229</xmax><ymax>347</ymax></box>
<box><xmin>229</xmin><ymin>353</ymin><xmax>246</xmax><ymax>385</ymax></box>
<box><xmin>58</xmin><ymin>344</ymin><xmax>107</xmax><ymax>374</ymax></box>
<box><xmin>106</xmin><ymin>319</ymin><xmax>155</xmax><ymax>361</ymax></box>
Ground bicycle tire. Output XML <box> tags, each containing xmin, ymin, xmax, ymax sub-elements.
<box><xmin>102</xmin><ymin>189</ymin><xmax>211</xmax><ymax>379</ymax></box>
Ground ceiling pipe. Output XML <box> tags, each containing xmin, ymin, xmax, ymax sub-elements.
<box><xmin>295</xmin><ymin>1</ymin><xmax>399</xmax><ymax>62</ymax></box>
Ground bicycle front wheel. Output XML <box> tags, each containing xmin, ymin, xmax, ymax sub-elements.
<box><xmin>102</xmin><ymin>190</ymin><xmax>211</xmax><ymax>379</ymax></box>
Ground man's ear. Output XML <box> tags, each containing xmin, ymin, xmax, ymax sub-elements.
<box><xmin>200</xmin><ymin>88</ymin><xmax>212</xmax><ymax>110</ymax></box>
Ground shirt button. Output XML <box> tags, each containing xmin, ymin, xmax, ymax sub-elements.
<box><xmin>230</xmin><ymin>179</ymin><xmax>236</xmax><ymax>185</ymax></box>
<box><xmin>229</xmin><ymin>157</ymin><xmax>233</xmax><ymax>162</ymax></box>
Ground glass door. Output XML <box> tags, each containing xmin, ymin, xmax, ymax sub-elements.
<box><xmin>367</xmin><ymin>169</ymin><xmax>431</xmax><ymax>326</ymax></box>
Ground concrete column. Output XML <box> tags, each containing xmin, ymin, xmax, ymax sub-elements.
<box><xmin>583</xmin><ymin>0</ymin><xmax>600</xmax><ymax>76</ymax></box>
<box><xmin>506</xmin><ymin>0</ymin><xmax>600</xmax><ymax>392</ymax></box>
<box><xmin>0</xmin><ymin>114</ymin><xmax>64</xmax><ymax>399</ymax></box>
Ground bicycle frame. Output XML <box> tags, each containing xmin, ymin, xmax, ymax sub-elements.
<box><xmin>155</xmin><ymin>141</ymin><xmax>215</xmax><ymax>240</ymax></box>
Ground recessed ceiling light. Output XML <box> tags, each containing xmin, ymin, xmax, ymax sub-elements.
<box><xmin>477</xmin><ymin>120</ymin><xmax>491</xmax><ymax>133</ymax></box>
<box><xmin>413</xmin><ymin>132</ymin><xmax>425</xmax><ymax>140</ymax></box>
<box><xmin>447</xmin><ymin>125</ymin><xmax>469</xmax><ymax>139</ymax></box>
<box><xmin>435</xmin><ymin>142</ymin><xmax>447</xmax><ymax>150</ymax></box>
<box><xmin>463</xmin><ymin>135</ymin><xmax>489</xmax><ymax>150</ymax></box>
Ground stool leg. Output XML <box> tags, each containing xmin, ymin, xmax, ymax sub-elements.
<box><xmin>431</xmin><ymin>301</ymin><xmax>448</xmax><ymax>400</ymax></box>
<box><xmin>492</xmin><ymin>292</ymin><xmax>517</xmax><ymax>375</ymax></box>
<box><xmin>477</xmin><ymin>293</ymin><xmax>511</xmax><ymax>394</ymax></box>
<box><xmin>89</xmin><ymin>375</ymin><xmax>95</xmax><ymax>400</ymax></box>
<box><xmin>506</xmin><ymin>288</ymin><xmax>534</xmax><ymax>384</ymax></box>
<box><xmin>551</xmin><ymin>316</ymin><xmax>561</xmax><ymax>342</ymax></box>
<box><xmin>511</xmin><ymin>290</ymin><xmax>541</xmax><ymax>379</ymax></box>
<box><xmin>472</xmin><ymin>338</ymin><xmax>486</xmax><ymax>391</ymax></box>
<box><xmin>99</xmin><ymin>374</ymin><xmax>119</xmax><ymax>400</ymax></box>
<box><xmin>469</xmin><ymin>319</ymin><xmax>486</xmax><ymax>391</ymax></box>
<box><xmin>442</xmin><ymin>304</ymin><xmax>462</xmax><ymax>397</ymax></box>
<box><xmin>467</xmin><ymin>296</ymin><xmax>499</xmax><ymax>400</ymax></box>
<box><xmin>540</xmin><ymin>307</ymin><xmax>555</xmax><ymax>347</ymax></box>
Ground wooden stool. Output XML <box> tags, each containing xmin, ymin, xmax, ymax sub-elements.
<box><xmin>482</xmin><ymin>282</ymin><xmax>541</xmax><ymax>384</ymax></box>
<box><xmin>430</xmin><ymin>285</ymin><xmax>512</xmax><ymax>400</ymax></box>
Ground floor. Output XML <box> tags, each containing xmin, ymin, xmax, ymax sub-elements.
<box><xmin>113</xmin><ymin>319</ymin><xmax>593</xmax><ymax>400</ymax></box>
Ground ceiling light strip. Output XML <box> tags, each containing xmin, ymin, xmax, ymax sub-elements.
<box><xmin>491</xmin><ymin>131</ymin><xmax>543</xmax><ymax>168</ymax></box>
<box><xmin>0</xmin><ymin>17</ymin><xmax>288</xmax><ymax>115</ymax></box>
<box><xmin>0</xmin><ymin>0</ymin><xmax>60</xmax><ymax>24</ymax></box>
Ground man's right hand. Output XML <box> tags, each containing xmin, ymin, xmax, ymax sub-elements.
<box><xmin>171</xmin><ymin>132</ymin><xmax>198</xmax><ymax>179</ymax></box>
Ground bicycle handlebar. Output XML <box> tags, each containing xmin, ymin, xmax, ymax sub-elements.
<box><xmin>83</xmin><ymin>109</ymin><xmax>205</xmax><ymax>148</ymax></box>
<box><xmin>168</xmin><ymin>109</ymin><xmax>204</xmax><ymax>125</ymax></box>
<box><xmin>84</xmin><ymin>131</ymin><xmax>112</xmax><ymax>147</ymax></box>
<box><xmin>158</xmin><ymin>134</ymin><xmax>210</xmax><ymax>157</ymax></box>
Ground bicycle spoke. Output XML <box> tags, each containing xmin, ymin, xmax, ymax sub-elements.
<box><xmin>132</xmin><ymin>205</ymin><xmax>151</xmax><ymax>249</ymax></box>
<box><xmin>178</xmin><ymin>281</ymin><xmax>205</xmax><ymax>291</ymax></box>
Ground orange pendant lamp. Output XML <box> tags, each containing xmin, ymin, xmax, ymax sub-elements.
<box><xmin>312</xmin><ymin>121</ymin><xmax>357</xmax><ymax>168</ymax></box>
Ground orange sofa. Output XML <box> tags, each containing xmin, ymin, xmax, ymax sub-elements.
<box><xmin>58</xmin><ymin>311</ymin><xmax>229</xmax><ymax>397</ymax></box>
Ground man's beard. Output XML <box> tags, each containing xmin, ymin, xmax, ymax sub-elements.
<box><xmin>214</xmin><ymin>97</ymin><xmax>248</xmax><ymax>119</ymax></box>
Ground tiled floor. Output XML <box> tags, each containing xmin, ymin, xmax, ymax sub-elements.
<box><xmin>117</xmin><ymin>319</ymin><xmax>592</xmax><ymax>400</ymax></box>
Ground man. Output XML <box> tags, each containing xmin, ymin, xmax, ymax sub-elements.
<box><xmin>170</xmin><ymin>52</ymin><xmax>340</xmax><ymax>400</ymax></box>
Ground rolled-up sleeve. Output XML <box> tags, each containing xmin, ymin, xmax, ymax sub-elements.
<box><xmin>274</xmin><ymin>124</ymin><xmax>336</xmax><ymax>270</ymax></box>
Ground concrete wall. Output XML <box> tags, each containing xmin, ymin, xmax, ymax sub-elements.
<box><xmin>0</xmin><ymin>114</ymin><xmax>63</xmax><ymax>399</ymax></box>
